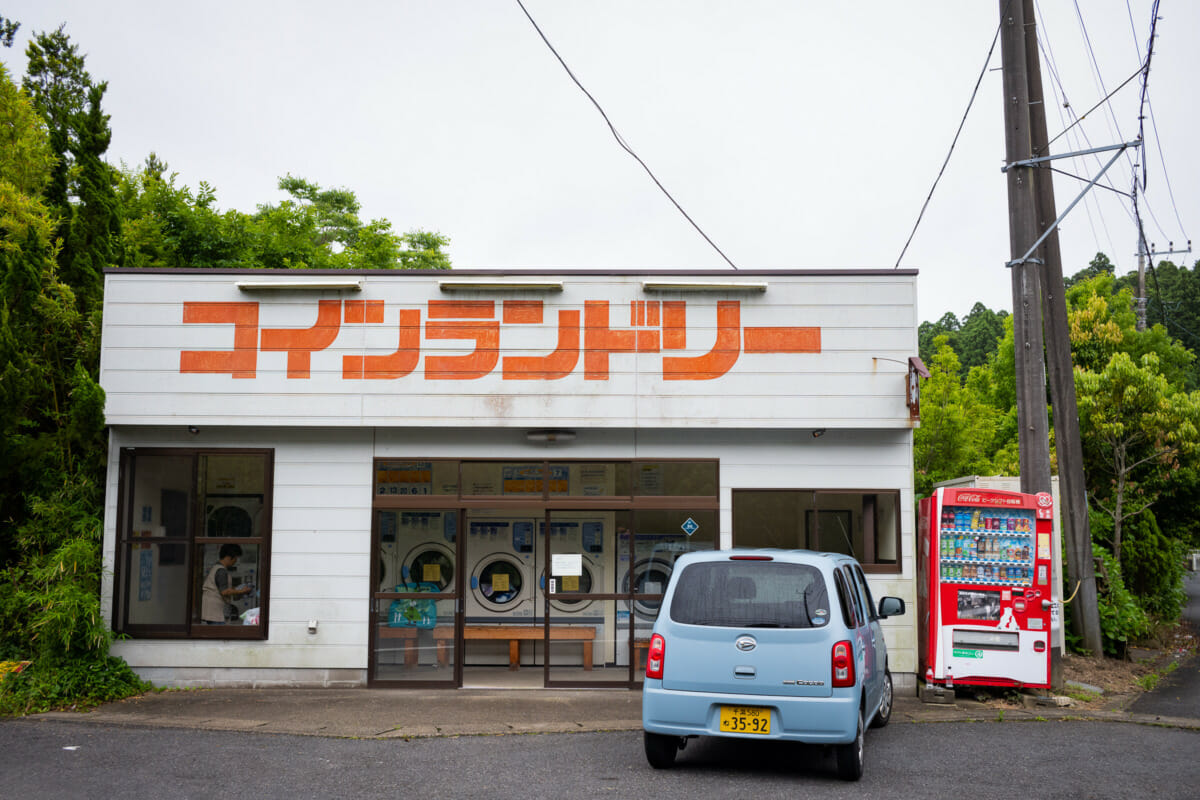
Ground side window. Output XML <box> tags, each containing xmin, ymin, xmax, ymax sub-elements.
<box><xmin>731</xmin><ymin>489</ymin><xmax>902</xmax><ymax>572</ymax></box>
<box><xmin>853</xmin><ymin>565</ymin><xmax>879</xmax><ymax>621</ymax></box>
<box><xmin>115</xmin><ymin>448</ymin><xmax>272</xmax><ymax>639</ymax></box>
<box><xmin>833</xmin><ymin>569</ymin><xmax>858</xmax><ymax>628</ymax></box>
<box><xmin>840</xmin><ymin>566</ymin><xmax>866</xmax><ymax>628</ymax></box>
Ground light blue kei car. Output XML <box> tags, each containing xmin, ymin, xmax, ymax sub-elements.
<box><xmin>641</xmin><ymin>549</ymin><xmax>906</xmax><ymax>781</ymax></box>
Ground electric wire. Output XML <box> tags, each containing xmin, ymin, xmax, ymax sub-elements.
<box><xmin>1035</xmin><ymin>4</ymin><xmax>1112</xmax><ymax>259</ymax></box>
<box><xmin>1073</xmin><ymin>0</ymin><xmax>1130</xmax><ymax>147</ymax></box>
<box><xmin>893</xmin><ymin>1</ymin><xmax>1008</xmax><ymax>269</ymax></box>
<box><xmin>513</xmin><ymin>0</ymin><xmax>738</xmax><ymax>270</ymax></box>
<box><xmin>1147</xmin><ymin>99</ymin><xmax>1190</xmax><ymax>240</ymax></box>
<box><xmin>1037</xmin><ymin>2</ymin><xmax>1132</xmax><ymax>255</ymax></box>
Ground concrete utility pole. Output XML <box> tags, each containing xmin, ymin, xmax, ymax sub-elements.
<box><xmin>999</xmin><ymin>1</ymin><xmax>1052</xmax><ymax>495</ymax></box>
<box><xmin>1016</xmin><ymin>0</ymin><xmax>1102</xmax><ymax>658</ymax></box>
<box><xmin>999</xmin><ymin>0</ymin><xmax>1103</xmax><ymax>656</ymax></box>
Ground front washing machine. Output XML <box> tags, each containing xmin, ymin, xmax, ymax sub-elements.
<box><xmin>538</xmin><ymin>517</ymin><xmax>612</xmax><ymax>668</ymax></box>
<box><xmin>539</xmin><ymin>519</ymin><xmax>606</xmax><ymax>617</ymax></box>
<box><xmin>616</xmin><ymin>531</ymin><xmax>690</xmax><ymax>665</ymax></box>
<box><xmin>464</xmin><ymin>517</ymin><xmax>536</xmax><ymax>622</ymax></box>
<box><xmin>378</xmin><ymin>511</ymin><xmax>456</xmax><ymax>592</ymax></box>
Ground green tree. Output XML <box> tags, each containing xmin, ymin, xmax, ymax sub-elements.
<box><xmin>21</xmin><ymin>25</ymin><xmax>90</xmax><ymax>244</ymax></box>
<box><xmin>0</xmin><ymin>60</ymin><xmax>112</xmax><ymax>666</ymax></box>
<box><xmin>119</xmin><ymin>167</ymin><xmax>451</xmax><ymax>272</ymax></box>
<box><xmin>1075</xmin><ymin>350</ymin><xmax>1200</xmax><ymax>565</ymax></box>
<box><xmin>913</xmin><ymin>336</ymin><xmax>1003</xmax><ymax>497</ymax></box>
<box><xmin>917</xmin><ymin>305</ymin><xmax>1007</xmax><ymax>380</ymax></box>
<box><xmin>956</xmin><ymin>303</ymin><xmax>1008</xmax><ymax>374</ymax></box>
<box><xmin>1065</xmin><ymin>251</ymin><xmax>1116</xmax><ymax>288</ymax></box>
<box><xmin>1114</xmin><ymin>258</ymin><xmax>1200</xmax><ymax>387</ymax></box>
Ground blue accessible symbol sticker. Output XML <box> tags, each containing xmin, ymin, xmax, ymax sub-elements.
<box><xmin>681</xmin><ymin>517</ymin><xmax>700</xmax><ymax>537</ymax></box>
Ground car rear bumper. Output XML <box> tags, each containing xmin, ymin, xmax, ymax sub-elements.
<box><xmin>642</xmin><ymin>683</ymin><xmax>860</xmax><ymax>744</ymax></box>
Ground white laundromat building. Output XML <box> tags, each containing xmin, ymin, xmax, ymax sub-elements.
<box><xmin>99</xmin><ymin>268</ymin><xmax>924</xmax><ymax>691</ymax></box>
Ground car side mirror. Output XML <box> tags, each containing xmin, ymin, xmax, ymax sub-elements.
<box><xmin>878</xmin><ymin>596</ymin><xmax>906</xmax><ymax>619</ymax></box>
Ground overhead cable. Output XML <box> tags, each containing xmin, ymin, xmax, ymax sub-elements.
<box><xmin>894</xmin><ymin>1</ymin><xmax>1008</xmax><ymax>268</ymax></box>
<box><xmin>513</xmin><ymin>0</ymin><xmax>738</xmax><ymax>270</ymax></box>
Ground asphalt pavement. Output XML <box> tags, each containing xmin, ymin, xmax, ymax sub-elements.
<box><xmin>20</xmin><ymin>571</ymin><xmax>1200</xmax><ymax>738</ymax></box>
<box><xmin>1128</xmin><ymin>571</ymin><xmax>1200</xmax><ymax>718</ymax></box>
<box><xmin>22</xmin><ymin>678</ymin><xmax>1198</xmax><ymax>739</ymax></box>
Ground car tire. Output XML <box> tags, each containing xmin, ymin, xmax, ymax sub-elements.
<box><xmin>871</xmin><ymin>669</ymin><xmax>893</xmax><ymax>729</ymax></box>
<box><xmin>835</xmin><ymin>708</ymin><xmax>865</xmax><ymax>782</ymax></box>
<box><xmin>644</xmin><ymin>731</ymin><xmax>680</xmax><ymax>769</ymax></box>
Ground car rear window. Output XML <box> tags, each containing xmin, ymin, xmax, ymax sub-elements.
<box><xmin>668</xmin><ymin>561</ymin><xmax>831</xmax><ymax>628</ymax></box>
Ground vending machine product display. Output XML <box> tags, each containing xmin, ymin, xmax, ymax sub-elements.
<box><xmin>918</xmin><ymin>487</ymin><xmax>1056</xmax><ymax>689</ymax></box>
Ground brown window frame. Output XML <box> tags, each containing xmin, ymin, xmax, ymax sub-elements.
<box><xmin>113</xmin><ymin>447</ymin><xmax>273</xmax><ymax>640</ymax></box>
<box><xmin>730</xmin><ymin>488</ymin><xmax>903</xmax><ymax>574</ymax></box>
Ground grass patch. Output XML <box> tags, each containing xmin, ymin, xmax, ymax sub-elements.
<box><xmin>1135</xmin><ymin>673</ymin><xmax>1161</xmax><ymax>692</ymax></box>
<box><xmin>0</xmin><ymin>655</ymin><xmax>151</xmax><ymax>716</ymax></box>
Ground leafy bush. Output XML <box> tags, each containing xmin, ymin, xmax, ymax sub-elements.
<box><xmin>1121</xmin><ymin>512</ymin><xmax>1188</xmax><ymax>619</ymax></box>
<box><xmin>1093</xmin><ymin>548</ymin><xmax>1152</xmax><ymax>657</ymax></box>
<box><xmin>0</xmin><ymin>654</ymin><xmax>150</xmax><ymax>715</ymax></box>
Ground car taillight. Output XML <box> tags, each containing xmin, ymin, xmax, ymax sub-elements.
<box><xmin>831</xmin><ymin>640</ymin><xmax>855</xmax><ymax>688</ymax></box>
<box><xmin>646</xmin><ymin>633</ymin><xmax>666</xmax><ymax>679</ymax></box>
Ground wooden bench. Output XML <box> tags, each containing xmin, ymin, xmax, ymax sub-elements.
<box><xmin>432</xmin><ymin>625</ymin><xmax>596</xmax><ymax>670</ymax></box>
<box><xmin>376</xmin><ymin>625</ymin><xmax>420</xmax><ymax>668</ymax></box>
<box><xmin>633</xmin><ymin>638</ymin><xmax>652</xmax><ymax>667</ymax></box>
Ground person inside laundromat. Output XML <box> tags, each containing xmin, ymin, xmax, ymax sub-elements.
<box><xmin>201</xmin><ymin>543</ymin><xmax>253</xmax><ymax>623</ymax></box>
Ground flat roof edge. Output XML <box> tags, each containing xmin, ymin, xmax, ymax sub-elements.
<box><xmin>104</xmin><ymin>267</ymin><xmax>920</xmax><ymax>277</ymax></box>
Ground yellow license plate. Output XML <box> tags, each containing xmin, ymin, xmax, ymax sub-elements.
<box><xmin>719</xmin><ymin>705</ymin><xmax>771</xmax><ymax>735</ymax></box>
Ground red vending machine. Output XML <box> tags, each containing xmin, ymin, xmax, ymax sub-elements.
<box><xmin>917</xmin><ymin>487</ymin><xmax>1055</xmax><ymax>689</ymax></box>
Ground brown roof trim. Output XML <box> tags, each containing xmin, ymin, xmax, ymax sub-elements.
<box><xmin>104</xmin><ymin>267</ymin><xmax>919</xmax><ymax>277</ymax></box>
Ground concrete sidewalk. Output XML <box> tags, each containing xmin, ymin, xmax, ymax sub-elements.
<box><xmin>27</xmin><ymin>687</ymin><xmax>1200</xmax><ymax>739</ymax></box>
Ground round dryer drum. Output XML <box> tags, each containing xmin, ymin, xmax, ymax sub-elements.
<box><xmin>471</xmin><ymin>553</ymin><xmax>529</xmax><ymax>613</ymax></box>
<box><xmin>403</xmin><ymin>543</ymin><xmax>454</xmax><ymax>591</ymax></box>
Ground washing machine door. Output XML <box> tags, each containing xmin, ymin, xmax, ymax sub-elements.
<box><xmin>403</xmin><ymin>543</ymin><xmax>455</xmax><ymax>592</ymax></box>
<box><xmin>471</xmin><ymin>553</ymin><xmax>528</xmax><ymax>613</ymax></box>
<box><xmin>205</xmin><ymin>496</ymin><xmax>261</xmax><ymax>537</ymax></box>
<box><xmin>625</xmin><ymin>557</ymin><xmax>674</xmax><ymax>620</ymax></box>
<box><xmin>542</xmin><ymin>560</ymin><xmax>597</xmax><ymax>613</ymax></box>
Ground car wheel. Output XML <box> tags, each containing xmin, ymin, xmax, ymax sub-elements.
<box><xmin>644</xmin><ymin>731</ymin><xmax>680</xmax><ymax>769</ymax></box>
<box><xmin>871</xmin><ymin>669</ymin><xmax>893</xmax><ymax>729</ymax></box>
<box><xmin>835</xmin><ymin>708</ymin><xmax>865</xmax><ymax>782</ymax></box>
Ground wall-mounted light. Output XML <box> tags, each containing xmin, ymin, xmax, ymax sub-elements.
<box><xmin>811</xmin><ymin>429</ymin><xmax>826</xmax><ymax>439</ymax></box>
<box><xmin>526</xmin><ymin>429</ymin><xmax>576</xmax><ymax>444</ymax></box>
<box><xmin>188</xmin><ymin>426</ymin><xmax>200</xmax><ymax>436</ymax></box>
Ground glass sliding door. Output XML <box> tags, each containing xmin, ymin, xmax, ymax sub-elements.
<box><xmin>544</xmin><ymin>510</ymin><xmax>625</xmax><ymax>685</ymax></box>
<box><xmin>370</xmin><ymin>509</ymin><xmax>460</xmax><ymax>686</ymax></box>
<box><xmin>624</xmin><ymin>509</ymin><xmax>717</xmax><ymax>685</ymax></box>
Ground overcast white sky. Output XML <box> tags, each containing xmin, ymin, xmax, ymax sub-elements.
<box><xmin>4</xmin><ymin>1</ymin><xmax>1196</xmax><ymax>321</ymax></box>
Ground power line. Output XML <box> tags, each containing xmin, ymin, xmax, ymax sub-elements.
<box><xmin>893</xmin><ymin>2</ymin><xmax>1008</xmax><ymax>268</ymax></box>
<box><xmin>513</xmin><ymin>0</ymin><xmax>738</xmax><ymax>270</ymax></box>
<box><xmin>1035</xmin><ymin>4</ymin><xmax>1114</xmax><ymax>260</ymax></box>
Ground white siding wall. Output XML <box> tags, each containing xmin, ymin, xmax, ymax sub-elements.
<box><xmin>100</xmin><ymin>270</ymin><xmax>918</xmax><ymax>430</ymax></box>
<box><xmin>101</xmin><ymin>425</ymin><xmax>917</xmax><ymax>685</ymax></box>
<box><xmin>99</xmin><ymin>269</ymin><xmax>920</xmax><ymax>686</ymax></box>
<box><xmin>106</xmin><ymin>428</ymin><xmax>375</xmax><ymax>682</ymax></box>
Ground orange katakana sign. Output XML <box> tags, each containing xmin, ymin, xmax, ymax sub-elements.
<box><xmin>180</xmin><ymin>299</ymin><xmax>820</xmax><ymax>381</ymax></box>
